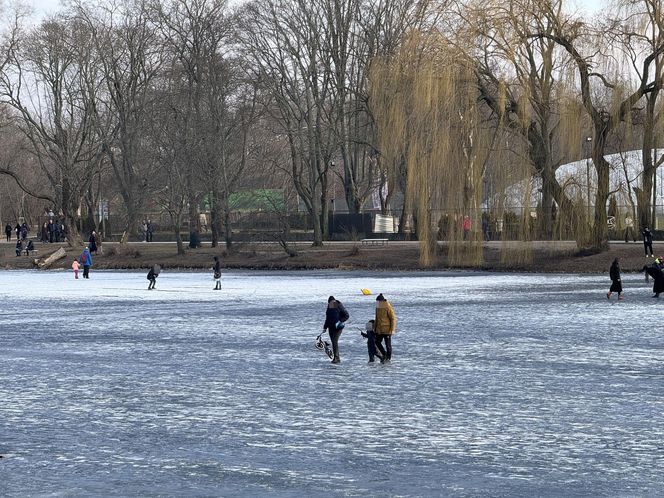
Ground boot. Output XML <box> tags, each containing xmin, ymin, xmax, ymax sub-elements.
<box><xmin>331</xmin><ymin>356</ymin><xmax>340</xmax><ymax>364</ymax></box>
<box><xmin>606</xmin><ymin>292</ymin><xmax>611</xmax><ymax>300</ymax></box>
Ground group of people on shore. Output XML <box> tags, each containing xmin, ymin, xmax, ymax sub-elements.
<box><xmin>323</xmin><ymin>293</ymin><xmax>397</xmax><ymax>364</ymax></box>
<box><xmin>141</xmin><ymin>220</ymin><xmax>155</xmax><ymax>242</ymax></box>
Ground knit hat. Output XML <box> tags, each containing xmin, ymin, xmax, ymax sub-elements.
<box><xmin>376</xmin><ymin>293</ymin><xmax>385</xmax><ymax>301</ymax></box>
<box><xmin>328</xmin><ymin>295</ymin><xmax>336</xmax><ymax>302</ymax></box>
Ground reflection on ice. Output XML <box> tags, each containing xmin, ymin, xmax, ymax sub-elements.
<box><xmin>1</xmin><ymin>270</ymin><xmax>663</xmax><ymax>496</ymax></box>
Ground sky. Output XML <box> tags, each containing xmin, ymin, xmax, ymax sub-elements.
<box><xmin>26</xmin><ymin>0</ymin><xmax>606</xmax><ymax>18</ymax></box>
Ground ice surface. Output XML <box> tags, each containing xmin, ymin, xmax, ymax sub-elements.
<box><xmin>1</xmin><ymin>269</ymin><xmax>664</xmax><ymax>496</ymax></box>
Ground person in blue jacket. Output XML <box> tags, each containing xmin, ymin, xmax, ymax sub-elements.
<box><xmin>79</xmin><ymin>247</ymin><xmax>92</xmax><ymax>279</ymax></box>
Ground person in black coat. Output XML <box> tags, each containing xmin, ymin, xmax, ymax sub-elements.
<box><xmin>643</xmin><ymin>227</ymin><xmax>654</xmax><ymax>257</ymax></box>
<box><xmin>212</xmin><ymin>256</ymin><xmax>222</xmax><ymax>290</ymax></box>
<box><xmin>4</xmin><ymin>224</ymin><xmax>11</xmax><ymax>241</ymax></box>
<box><xmin>147</xmin><ymin>263</ymin><xmax>161</xmax><ymax>290</ymax></box>
<box><xmin>643</xmin><ymin>257</ymin><xmax>664</xmax><ymax>297</ymax></box>
<box><xmin>607</xmin><ymin>258</ymin><xmax>623</xmax><ymax>300</ymax></box>
<box><xmin>323</xmin><ymin>296</ymin><xmax>348</xmax><ymax>364</ymax></box>
<box><xmin>88</xmin><ymin>231</ymin><xmax>98</xmax><ymax>253</ymax></box>
<box><xmin>15</xmin><ymin>239</ymin><xmax>22</xmax><ymax>256</ymax></box>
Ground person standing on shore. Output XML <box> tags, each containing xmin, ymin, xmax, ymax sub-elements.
<box><xmin>212</xmin><ymin>256</ymin><xmax>222</xmax><ymax>290</ymax></box>
<box><xmin>323</xmin><ymin>296</ymin><xmax>349</xmax><ymax>364</ymax></box>
<box><xmin>79</xmin><ymin>247</ymin><xmax>92</xmax><ymax>279</ymax></box>
<box><xmin>607</xmin><ymin>258</ymin><xmax>623</xmax><ymax>301</ymax></box>
<box><xmin>462</xmin><ymin>216</ymin><xmax>471</xmax><ymax>241</ymax></box>
<box><xmin>374</xmin><ymin>293</ymin><xmax>397</xmax><ymax>363</ymax></box>
<box><xmin>643</xmin><ymin>227</ymin><xmax>654</xmax><ymax>257</ymax></box>
<box><xmin>88</xmin><ymin>230</ymin><xmax>98</xmax><ymax>254</ymax></box>
<box><xmin>4</xmin><ymin>223</ymin><xmax>11</xmax><ymax>241</ymax></box>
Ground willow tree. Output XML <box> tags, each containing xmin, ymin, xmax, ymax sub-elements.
<box><xmin>371</xmin><ymin>33</ymin><xmax>500</xmax><ymax>266</ymax></box>
<box><xmin>531</xmin><ymin>0</ymin><xmax>664</xmax><ymax>250</ymax></box>
<box><xmin>613</xmin><ymin>0</ymin><xmax>664</xmax><ymax>229</ymax></box>
<box><xmin>458</xmin><ymin>0</ymin><xmax>586</xmax><ymax>242</ymax></box>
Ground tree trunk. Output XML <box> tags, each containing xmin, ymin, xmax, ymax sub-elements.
<box><xmin>311</xmin><ymin>195</ymin><xmax>323</xmax><ymax>246</ymax></box>
<box><xmin>173</xmin><ymin>221</ymin><xmax>185</xmax><ymax>255</ymax></box>
<box><xmin>210</xmin><ymin>189</ymin><xmax>221</xmax><ymax>248</ymax></box>
<box><xmin>639</xmin><ymin>93</ymin><xmax>658</xmax><ymax>230</ymax></box>
<box><xmin>591</xmin><ymin>146</ymin><xmax>610</xmax><ymax>250</ymax></box>
<box><xmin>223</xmin><ymin>206</ymin><xmax>233</xmax><ymax>252</ymax></box>
<box><xmin>123</xmin><ymin>206</ymin><xmax>140</xmax><ymax>244</ymax></box>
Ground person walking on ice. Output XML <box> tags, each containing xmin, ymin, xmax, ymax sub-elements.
<box><xmin>607</xmin><ymin>258</ymin><xmax>623</xmax><ymax>301</ymax></box>
<box><xmin>323</xmin><ymin>296</ymin><xmax>349</xmax><ymax>364</ymax></box>
<box><xmin>79</xmin><ymin>247</ymin><xmax>92</xmax><ymax>279</ymax></box>
<box><xmin>147</xmin><ymin>264</ymin><xmax>161</xmax><ymax>290</ymax></box>
<box><xmin>72</xmin><ymin>259</ymin><xmax>80</xmax><ymax>279</ymax></box>
<box><xmin>212</xmin><ymin>256</ymin><xmax>222</xmax><ymax>290</ymax></box>
<box><xmin>360</xmin><ymin>319</ymin><xmax>382</xmax><ymax>363</ymax></box>
<box><xmin>374</xmin><ymin>293</ymin><xmax>397</xmax><ymax>363</ymax></box>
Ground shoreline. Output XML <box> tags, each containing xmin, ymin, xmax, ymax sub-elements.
<box><xmin>0</xmin><ymin>240</ymin><xmax>655</xmax><ymax>274</ymax></box>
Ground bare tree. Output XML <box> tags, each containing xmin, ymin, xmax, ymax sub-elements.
<box><xmin>75</xmin><ymin>0</ymin><xmax>165</xmax><ymax>243</ymax></box>
<box><xmin>237</xmin><ymin>0</ymin><xmax>336</xmax><ymax>246</ymax></box>
<box><xmin>0</xmin><ymin>13</ymin><xmax>102</xmax><ymax>246</ymax></box>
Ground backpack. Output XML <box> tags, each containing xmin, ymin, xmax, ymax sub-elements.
<box><xmin>337</xmin><ymin>301</ymin><xmax>349</xmax><ymax>322</ymax></box>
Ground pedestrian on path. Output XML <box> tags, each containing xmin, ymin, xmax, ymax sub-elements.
<box><xmin>643</xmin><ymin>227</ymin><xmax>654</xmax><ymax>257</ymax></box>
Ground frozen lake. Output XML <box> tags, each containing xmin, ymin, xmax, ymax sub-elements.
<box><xmin>1</xmin><ymin>269</ymin><xmax>664</xmax><ymax>496</ymax></box>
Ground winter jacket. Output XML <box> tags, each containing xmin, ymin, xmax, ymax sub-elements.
<box><xmin>609</xmin><ymin>262</ymin><xmax>621</xmax><ymax>282</ymax></box>
<box><xmin>374</xmin><ymin>301</ymin><xmax>397</xmax><ymax>335</ymax></box>
<box><xmin>643</xmin><ymin>229</ymin><xmax>653</xmax><ymax>244</ymax></box>
<box><xmin>89</xmin><ymin>234</ymin><xmax>97</xmax><ymax>252</ymax></box>
<box><xmin>323</xmin><ymin>305</ymin><xmax>342</xmax><ymax>332</ymax></box>
<box><xmin>79</xmin><ymin>250</ymin><xmax>92</xmax><ymax>266</ymax></box>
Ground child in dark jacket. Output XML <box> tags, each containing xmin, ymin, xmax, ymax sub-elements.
<box><xmin>360</xmin><ymin>319</ymin><xmax>383</xmax><ymax>363</ymax></box>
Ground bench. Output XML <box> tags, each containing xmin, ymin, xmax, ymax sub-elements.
<box><xmin>361</xmin><ymin>238</ymin><xmax>389</xmax><ymax>246</ymax></box>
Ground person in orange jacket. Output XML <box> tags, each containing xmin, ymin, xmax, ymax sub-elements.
<box><xmin>374</xmin><ymin>293</ymin><xmax>397</xmax><ymax>363</ymax></box>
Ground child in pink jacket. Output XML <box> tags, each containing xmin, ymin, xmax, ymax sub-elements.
<box><xmin>72</xmin><ymin>259</ymin><xmax>80</xmax><ymax>279</ymax></box>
